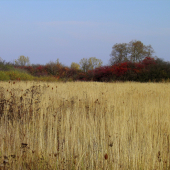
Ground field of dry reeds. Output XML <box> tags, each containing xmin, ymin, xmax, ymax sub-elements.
<box><xmin>0</xmin><ymin>81</ymin><xmax>170</xmax><ymax>170</ymax></box>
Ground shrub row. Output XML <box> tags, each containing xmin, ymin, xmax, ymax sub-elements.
<box><xmin>1</xmin><ymin>57</ymin><xmax>170</xmax><ymax>82</ymax></box>
<box><xmin>0</xmin><ymin>70</ymin><xmax>35</xmax><ymax>81</ymax></box>
<box><xmin>88</xmin><ymin>57</ymin><xmax>170</xmax><ymax>82</ymax></box>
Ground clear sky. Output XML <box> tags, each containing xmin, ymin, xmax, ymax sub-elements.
<box><xmin>0</xmin><ymin>0</ymin><xmax>170</xmax><ymax>67</ymax></box>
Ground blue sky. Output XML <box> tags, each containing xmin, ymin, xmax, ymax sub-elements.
<box><xmin>0</xmin><ymin>0</ymin><xmax>170</xmax><ymax>67</ymax></box>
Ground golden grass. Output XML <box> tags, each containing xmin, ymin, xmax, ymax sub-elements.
<box><xmin>0</xmin><ymin>81</ymin><xmax>170</xmax><ymax>169</ymax></box>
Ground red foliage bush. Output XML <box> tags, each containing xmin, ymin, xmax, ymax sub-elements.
<box><xmin>112</xmin><ymin>62</ymin><xmax>130</xmax><ymax>77</ymax></box>
<box><xmin>133</xmin><ymin>63</ymin><xmax>145</xmax><ymax>73</ymax></box>
<box><xmin>13</xmin><ymin>56</ymin><xmax>158</xmax><ymax>82</ymax></box>
<box><xmin>141</xmin><ymin>57</ymin><xmax>156</xmax><ymax>66</ymax></box>
<box><xmin>77</xmin><ymin>72</ymin><xmax>87</xmax><ymax>80</ymax></box>
<box><xmin>89</xmin><ymin>66</ymin><xmax>113</xmax><ymax>81</ymax></box>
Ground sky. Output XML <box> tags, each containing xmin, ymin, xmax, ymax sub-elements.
<box><xmin>0</xmin><ymin>0</ymin><xmax>170</xmax><ymax>67</ymax></box>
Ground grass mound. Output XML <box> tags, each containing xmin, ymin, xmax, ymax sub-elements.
<box><xmin>4</xmin><ymin>70</ymin><xmax>35</xmax><ymax>81</ymax></box>
<box><xmin>0</xmin><ymin>71</ymin><xmax>10</xmax><ymax>81</ymax></box>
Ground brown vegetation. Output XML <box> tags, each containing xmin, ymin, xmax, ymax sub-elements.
<box><xmin>0</xmin><ymin>81</ymin><xmax>170</xmax><ymax>169</ymax></box>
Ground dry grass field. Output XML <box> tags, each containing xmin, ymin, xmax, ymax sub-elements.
<box><xmin>0</xmin><ymin>81</ymin><xmax>170</xmax><ymax>170</ymax></box>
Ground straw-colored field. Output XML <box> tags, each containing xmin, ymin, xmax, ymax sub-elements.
<box><xmin>0</xmin><ymin>81</ymin><xmax>170</xmax><ymax>170</ymax></box>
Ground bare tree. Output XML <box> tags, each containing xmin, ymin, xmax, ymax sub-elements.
<box><xmin>0</xmin><ymin>57</ymin><xmax>3</xmax><ymax>62</ymax></box>
<box><xmin>70</xmin><ymin>62</ymin><xmax>80</xmax><ymax>70</ymax></box>
<box><xmin>109</xmin><ymin>40</ymin><xmax>155</xmax><ymax>65</ymax></box>
<box><xmin>79</xmin><ymin>57</ymin><xmax>103</xmax><ymax>72</ymax></box>
<box><xmin>88</xmin><ymin>57</ymin><xmax>103</xmax><ymax>70</ymax></box>
<box><xmin>109</xmin><ymin>43</ymin><xmax>129</xmax><ymax>65</ymax></box>
<box><xmin>79</xmin><ymin>58</ymin><xmax>89</xmax><ymax>72</ymax></box>
<box><xmin>15</xmin><ymin>55</ymin><xmax>30</xmax><ymax>66</ymax></box>
<box><xmin>128</xmin><ymin>40</ymin><xmax>155</xmax><ymax>63</ymax></box>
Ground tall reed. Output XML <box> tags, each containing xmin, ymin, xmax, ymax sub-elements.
<box><xmin>0</xmin><ymin>81</ymin><xmax>170</xmax><ymax>169</ymax></box>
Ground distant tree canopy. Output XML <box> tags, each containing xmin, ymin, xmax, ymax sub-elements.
<box><xmin>70</xmin><ymin>62</ymin><xmax>80</xmax><ymax>70</ymax></box>
<box><xmin>79</xmin><ymin>57</ymin><xmax>103</xmax><ymax>72</ymax></box>
<box><xmin>15</xmin><ymin>55</ymin><xmax>30</xmax><ymax>66</ymax></box>
<box><xmin>109</xmin><ymin>40</ymin><xmax>156</xmax><ymax>65</ymax></box>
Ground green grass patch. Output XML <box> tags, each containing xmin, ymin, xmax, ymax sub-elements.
<box><xmin>5</xmin><ymin>70</ymin><xmax>35</xmax><ymax>81</ymax></box>
<box><xmin>0</xmin><ymin>71</ymin><xmax>10</xmax><ymax>80</ymax></box>
<box><xmin>0</xmin><ymin>70</ymin><xmax>60</xmax><ymax>82</ymax></box>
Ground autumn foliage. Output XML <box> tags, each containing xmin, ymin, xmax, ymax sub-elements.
<box><xmin>7</xmin><ymin>56</ymin><xmax>170</xmax><ymax>82</ymax></box>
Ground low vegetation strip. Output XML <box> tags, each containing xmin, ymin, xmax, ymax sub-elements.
<box><xmin>1</xmin><ymin>55</ymin><xmax>170</xmax><ymax>82</ymax></box>
<box><xmin>0</xmin><ymin>81</ymin><xmax>170</xmax><ymax>169</ymax></box>
<box><xmin>0</xmin><ymin>70</ymin><xmax>61</xmax><ymax>82</ymax></box>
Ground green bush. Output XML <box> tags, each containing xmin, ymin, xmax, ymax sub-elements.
<box><xmin>0</xmin><ymin>62</ymin><xmax>14</xmax><ymax>71</ymax></box>
<box><xmin>0</xmin><ymin>71</ymin><xmax>10</xmax><ymax>80</ymax></box>
<box><xmin>5</xmin><ymin>70</ymin><xmax>35</xmax><ymax>81</ymax></box>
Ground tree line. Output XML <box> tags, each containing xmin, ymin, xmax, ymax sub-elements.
<box><xmin>109</xmin><ymin>40</ymin><xmax>156</xmax><ymax>64</ymax></box>
<box><xmin>1</xmin><ymin>40</ymin><xmax>170</xmax><ymax>82</ymax></box>
<box><xmin>10</xmin><ymin>40</ymin><xmax>156</xmax><ymax>71</ymax></box>
<box><xmin>13</xmin><ymin>56</ymin><xmax>103</xmax><ymax>73</ymax></box>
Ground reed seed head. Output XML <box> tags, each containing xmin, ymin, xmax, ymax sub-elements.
<box><xmin>54</xmin><ymin>153</ymin><xmax>58</xmax><ymax>157</ymax></box>
<box><xmin>109</xmin><ymin>142</ymin><xmax>113</xmax><ymax>147</ymax></box>
<box><xmin>11</xmin><ymin>155</ymin><xmax>16</xmax><ymax>158</ymax></box>
<box><xmin>158</xmin><ymin>151</ymin><xmax>160</xmax><ymax>156</ymax></box>
<box><xmin>4</xmin><ymin>156</ymin><xmax>8</xmax><ymax>160</ymax></box>
<box><xmin>104</xmin><ymin>153</ymin><xmax>108</xmax><ymax>160</ymax></box>
<box><xmin>21</xmin><ymin>143</ymin><xmax>28</xmax><ymax>148</ymax></box>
